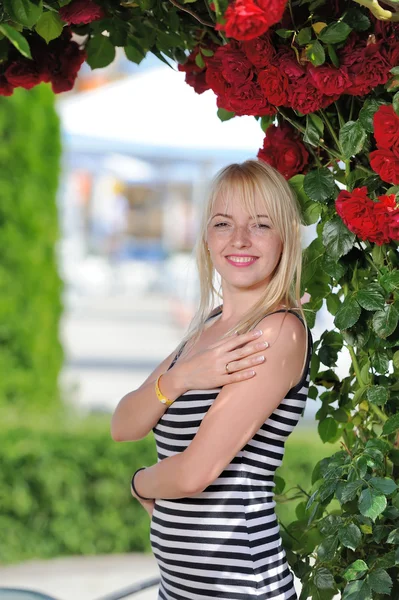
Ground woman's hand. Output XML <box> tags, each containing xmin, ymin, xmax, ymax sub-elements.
<box><xmin>173</xmin><ymin>329</ymin><xmax>270</xmax><ymax>391</ymax></box>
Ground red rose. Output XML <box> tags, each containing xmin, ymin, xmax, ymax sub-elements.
<box><xmin>5</xmin><ymin>60</ymin><xmax>45</xmax><ymax>89</ymax></box>
<box><xmin>308</xmin><ymin>64</ymin><xmax>350</xmax><ymax>96</ymax></box>
<box><xmin>340</xmin><ymin>35</ymin><xmax>391</xmax><ymax>96</ymax></box>
<box><xmin>388</xmin><ymin>211</ymin><xmax>399</xmax><ymax>241</ymax></box>
<box><xmin>241</xmin><ymin>32</ymin><xmax>275</xmax><ymax>68</ymax></box>
<box><xmin>335</xmin><ymin>187</ymin><xmax>391</xmax><ymax>246</ymax></box>
<box><xmin>0</xmin><ymin>73</ymin><xmax>14</xmax><ymax>96</ymax></box>
<box><xmin>287</xmin><ymin>76</ymin><xmax>325</xmax><ymax>114</ymax></box>
<box><xmin>257</xmin><ymin>122</ymin><xmax>309</xmax><ymax>179</ymax></box>
<box><xmin>59</xmin><ymin>0</ymin><xmax>105</xmax><ymax>24</ymax></box>
<box><xmin>217</xmin><ymin>0</ymin><xmax>287</xmax><ymax>41</ymax></box>
<box><xmin>217</xmin><ymin>0</ymin><xmax>271</xmax><ymax>41</ymax></box>
<box><xmin>275</xmin><ymin>49</ymin><xmax>305</xmax><ymax>78</ymax></box>
<box><xmin>373</xmin><ymin>105</ymin><xmax>399</xmax><ymax>156</ymax></box>
<box><xmin>377</xmin><ymin>194</ymin><xmax>398</xmax><ymax>212</ymax></box>
<box><xmin>220</xmin><ymin>45</ymin><xmax>254</xmax><ymax>85</ymax></box>
<box><xmin>224</xmin><ymin>80</ymin><xmax>276</xmax><ymax>116</ymax></box>
<box><xmin>258</xmin><ymin>65</ymin><xmax>288</xmax><ymax>105</ymax></box>
<box><xmin>178</xmin><ymin>46</ymin><xmax>212</xmax><ymax>95</ymax></box>
<box><xmin>205</xmin><ymin>47</ymin><xmax>230</xmax><ymax>97</ymax></box>
<box><xmin>370</xmin><ymin>149</ymin><xmax>399</xmax><ymax>184</ymax></box>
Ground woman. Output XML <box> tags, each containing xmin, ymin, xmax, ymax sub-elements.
<box><xmin>111</xmin><ymin>159</ymin><xmax>313</xmax><ymax>600</ymax></box>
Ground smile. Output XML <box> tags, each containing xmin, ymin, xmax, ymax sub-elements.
<box><xmin>225</xmin><ymin>256</ymin><xmax>258</xmax><ymax>267</ymax></box>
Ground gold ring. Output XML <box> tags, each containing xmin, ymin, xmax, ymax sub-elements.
<box><xmin>225</xmin><ymin>362</ymin><xmax>231</xmax><ymax>374</ymax></box>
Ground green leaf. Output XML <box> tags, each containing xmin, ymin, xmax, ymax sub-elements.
<box><xmin>368</xmin><ymin>568</ymin><xmax>393</xmax><ymax>595</ymax></box>
<box><xmin>217</xmin><ymin>108</ymin><xmax>235</xmax><ymax>122</ymax></box>
<box><xmin>394</xmin><ymin>350</ymin><xmax>399</xmax><ymax>369</ymax></box>
<box><xmin>35</xmin><ymin>11</ymin><xmax>63</xmax><ymax>43</ymax></box>
<box><xmin>339</xmin><ymin>120</ymin><xmax>367</xmax><ymax>159</ymax></box>
<box><xmin>274</xmin><ymin>475</ymin><xmax>285</xmax><ymax>494</ymax></box>
<box><xmin>382</xmin><ymin>413</ymin><xmax>399</xmax><ymax>435</ymax></box>
<box><xmin>318</xmin><ymin>417</ymin><xmax>338</xmax><ymax>443</ymax></box>
<box><xmin>316</xmin><ymin>535</ymin><xmax>339</xmax><ymax>561</ymax></box>
<box><xmin>319</xmin><ymin>21</ymin><xmax>352</xmax><ymax>44</ymax></box>
<box><xmin>338</xmin><ymin>523</ymin><xmax>362</xmax><ymax>551</ymax></box>
<box><xmin>334</xmin><ymin>294</ymin><xmax>361</xmax><ymax>329</ymax></box>
<box><xmin>387</xmin><ymin>527</ymin><xmax>399</xmax><ymax>543</ymax></box>
<box><xmin>358</xmin><ymin>488</ymin><xmax>387</xmax><ymax>521</ymax></box>
<box><xmin>297</xmin><ymin>27</ymin><xmax>312</xmax><ymax>45</ymax></box>
<box><xmin>357</xmin><ymin>285</ymin><xmax>385</xmax><ymax>311</ymax></box>
<box><xmin>367</xmin><ymin>385</ymin><xmax>389</xmax><ymax>406</ymax></box>
<box><xmin>338</xmin><ymin>480</ymin><xmax>364</xmax><ymax>504</ymax></box>
<box><xmin>304</xmin><ymin>113</ymin><xmax>324</xmax><ymax>147</ymax></box>
<box><xmin>372</xmin><ymin>304</ymin><xmax>399</xmax><ymax>338</ymax></box>
<box><xmin>323</xmin><ymin>215</ymin><xmax>355</xmax><ymax>259</ymax></box>
<box><xmin>195</xmin><ymin>52</ymin><xmax>205</xmax><ymax>68</ymax></box>
<box><xmin>314</xmin><ymin>567</ymin><xmax>335</xmax><ymax>590</ymax></box>
<box><xmin>124</xmin><ymin>44</ymin><xmax>146</xmax><ymax>64</ymax></box>
<box><xmin>321</xmin><ymin>254</ymin><xmax>346</xmax><ymax>280</ymax></box>
<box><xmin>86</xmin><ymin>35</ymin><xmax>116</xmax><ymax>69</ymax></box>
<box><xmin>359</xmin><ymin>99</ymin><xmax>387</xmax><ymax>133</ymax></box>
<box><xmin>394</xmin><ymin>91</ymin><xmax>399</xmax><ymax>117</ymax></box>
<box><xmin>260</xmin><ymin>114</ymin><xmax>274</xmax><ymax>132</ymax></box>
<box><xmin>0</xmin><ymin>23</ymin><xmax>31</xmax><ymax>58</ymax></box>
<box><xmin>343</xmin><ymin>560</ymin><xmax>368</xmax><ymax>582</ymax></box>
<box><xmin>201</xmin><ymin>48</ymin><xmax>214</xmax><ymax>57</ymax></box>
<box><xmin>372</xmin><ymin>351</ymin><xmax>389</xmax><ymax>373</ymax></box>
<box><xmin>306</xmin><ymin>40</ymin><xmax>325</xmax><ymax>66</ymax></box>
<box><xmin>327</xmin><ymin>43</ymin><xmax>340</xmax><ymax>68</ymax></box>
<box><xmin>303</xmin><ymin>168</ymin><xmax>335</xmax><ymax>203</ymax></box>
<box><xmin>342</xmin><ymin>579</ymin><xmax>372</xmax><ymax>600</ymax></box>
<box><xmin>343</xmin><ymin>7</ymin><xmax>371</xmax><ymax>32</ymax></box>
<box><xmin>380</xmin><ymin>271</ymin><xmax>399</xmax><ymax>294</ymax></box>
<box><xmin>4</xmin><ymin>0</ymin><xmax>43</xmax><ymax>28</ymax></box>
<box><xmin>275</xmin><ymin>28</ymin><xmax>294</xmax><ymax>39</ymax></box>
<box><xmin>369</xmin><ymin>477</ymin><xmax>397</xmax><ymax>495</ymax></box>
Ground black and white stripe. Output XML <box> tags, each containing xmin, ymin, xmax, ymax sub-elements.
<box><xmin>150</xmin><ymin>309</ymin><xmax>313</xmax><ymax>600</ymax></box>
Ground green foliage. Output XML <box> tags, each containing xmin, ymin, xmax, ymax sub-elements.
<box><xmin>0</xmin><ymin>415</ymin><xmax>158</xmax><ymax>563</ymax></box>
<box><xmin>0</xmin><ymin>85</ymin><xmax>63</xmax><ymax>411</ymax></box>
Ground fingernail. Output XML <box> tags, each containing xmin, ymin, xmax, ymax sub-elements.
<box><xmin>253</xmin><ymin>330</ymin><xmax>262</xmax><ymax>336</ymax></box>
<box><xmin>263</xmin><ymin>341</ymin><xmax>269</xmax><ymax>348</ymax></box>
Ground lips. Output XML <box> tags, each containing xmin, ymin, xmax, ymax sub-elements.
<box><xmin>225</xmin><ymin>255</ymin><xmax>258</xmax><ymax>267</ymax></box>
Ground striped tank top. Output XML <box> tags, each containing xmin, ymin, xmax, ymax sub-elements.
<box><xmin>150</xmin><ymin>308</ymin><xmax>313</xmax><ymax>600</ymax></box>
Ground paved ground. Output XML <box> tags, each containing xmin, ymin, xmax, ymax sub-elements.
<box><xmin>0</xmin><ymin>553</ymin><xmax>160</xmax><ymax>600</ymax></box>
<box><xmin>0</xmin><ymin>553</ymin><xmax>306</xmax><ymax>600</ymax></box>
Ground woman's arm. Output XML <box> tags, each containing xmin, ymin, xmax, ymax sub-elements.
<box><xmin>132</xmin><ymin>312</ymin><xmax>307</xmax><ymax>499</ymax></box>
<box><xmin>111</xmin><ymin>344</ymin><xmax>188</xmax><ymax>442</ymax></box>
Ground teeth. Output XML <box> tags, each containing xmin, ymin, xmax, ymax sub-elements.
<box><xmin>228</xmin><ymin>257</ymin><xmax>256</xmax><ymax>263</ymax></box>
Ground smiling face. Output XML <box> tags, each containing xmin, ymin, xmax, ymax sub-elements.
<box><xmin>206</xmin><ymin>189</ymin><xmax>283</xmax><ymax>293</ymax></box>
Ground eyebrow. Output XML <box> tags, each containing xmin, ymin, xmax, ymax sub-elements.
<box><xmin>211</xmin><ymin>213</ymin><xmax>270</xmax><ymax>219</ymax></box>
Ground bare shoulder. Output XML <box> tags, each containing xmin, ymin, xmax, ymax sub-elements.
<box><xmin>257</xmin><ymin>310</ymin><xmax>306</xmax><ymax>344</ymax></box>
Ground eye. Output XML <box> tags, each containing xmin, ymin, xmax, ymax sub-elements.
<box><xmin>253</xmin><ymin>223</ymin><xmax>270</xmax><ymax>229</ymax></box>
<box><xmin>214</xmin><ymin>222</ymin><xmax>230</xmax><ymax>228</ymax></box>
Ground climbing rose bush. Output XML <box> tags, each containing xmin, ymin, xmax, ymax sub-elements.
<box><xmin>1</xmin><ymin>0</ymin><xmax>399</xmax><ymax>597</ymax></box>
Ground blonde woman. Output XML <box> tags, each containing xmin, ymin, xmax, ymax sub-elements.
<box><xmin>111</xmin><ymin>160</ymin><xmax>313</xmax><ymax>600</ymax></box>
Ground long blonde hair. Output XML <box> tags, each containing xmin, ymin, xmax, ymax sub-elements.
<box><xmin>177</xmin><ymin>159</ymin><xmax>310</xmax><ymax>376</ymax></box>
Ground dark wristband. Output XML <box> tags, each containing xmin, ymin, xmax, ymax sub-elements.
<box><xmin>131</xmin><ymin>467</ymin><xmax>153</xmax><ymax>500</ymax></box>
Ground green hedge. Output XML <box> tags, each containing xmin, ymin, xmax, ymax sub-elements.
<box><xmin>0</xmin><ymin>84</ymin><xmax>63</xmax><ymax>411</ymax></box>
<box><xmin>0</xmin><ymin>415</ymin><xmax>336</xmax><ymax>565</ymax></box>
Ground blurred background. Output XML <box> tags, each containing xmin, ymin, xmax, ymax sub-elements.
<box><xmin>0</xmin><ymin>50</ymin><xmax>346</xmax><ymax>599</ymax></box>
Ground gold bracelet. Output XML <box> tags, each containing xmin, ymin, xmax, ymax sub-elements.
<box><xmin>155</xmin><ymin>373</ymin><xmax>174</xmax><ymax>406</ymax></box>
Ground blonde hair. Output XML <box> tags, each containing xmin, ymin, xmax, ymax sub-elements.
<box><xmin>178</xmin><ymin>159</ymin><xmax>310</xmax><ymax>378</ymax></box>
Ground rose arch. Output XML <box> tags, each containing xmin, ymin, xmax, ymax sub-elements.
<box><xmin>1</xmin><ymin>0</ymin><xmax>399</xmax><ymax>596</ymax></box>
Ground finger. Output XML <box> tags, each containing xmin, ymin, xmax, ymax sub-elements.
<box><xmin>226</xmin><ymin>353</ymin><xmax>266</xmax><ymax>374</ymax></box>
<box><xmin>228</xmin><ymin>339</ymin><xmax>269</xmax><ymax>363</ymax></box>
<box><xmin>225</xmin><ymin>369</ymin><xmax>256</xmax><ymax>383</ymax></box>
<box><xmin>213</xmin><ymin>329</ymin><xmax>265</xmax><ymax>351</ymax></box>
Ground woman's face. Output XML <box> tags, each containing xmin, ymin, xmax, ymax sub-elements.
<box><xmin>206</xmin><ymin>191</ymin><xmax>283</xmax><ymax>292</ymax></box>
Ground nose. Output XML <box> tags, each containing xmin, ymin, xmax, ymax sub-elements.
<box><xmin>231</xmin><ymin>225</ymin><xmax>251</xmax><ymax>248</ymax></box>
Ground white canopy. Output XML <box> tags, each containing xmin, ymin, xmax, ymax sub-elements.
<box><xmin>57</xmin><ymin>66</ymin><xmax>265</xmax><ymax>162</ymax></box>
